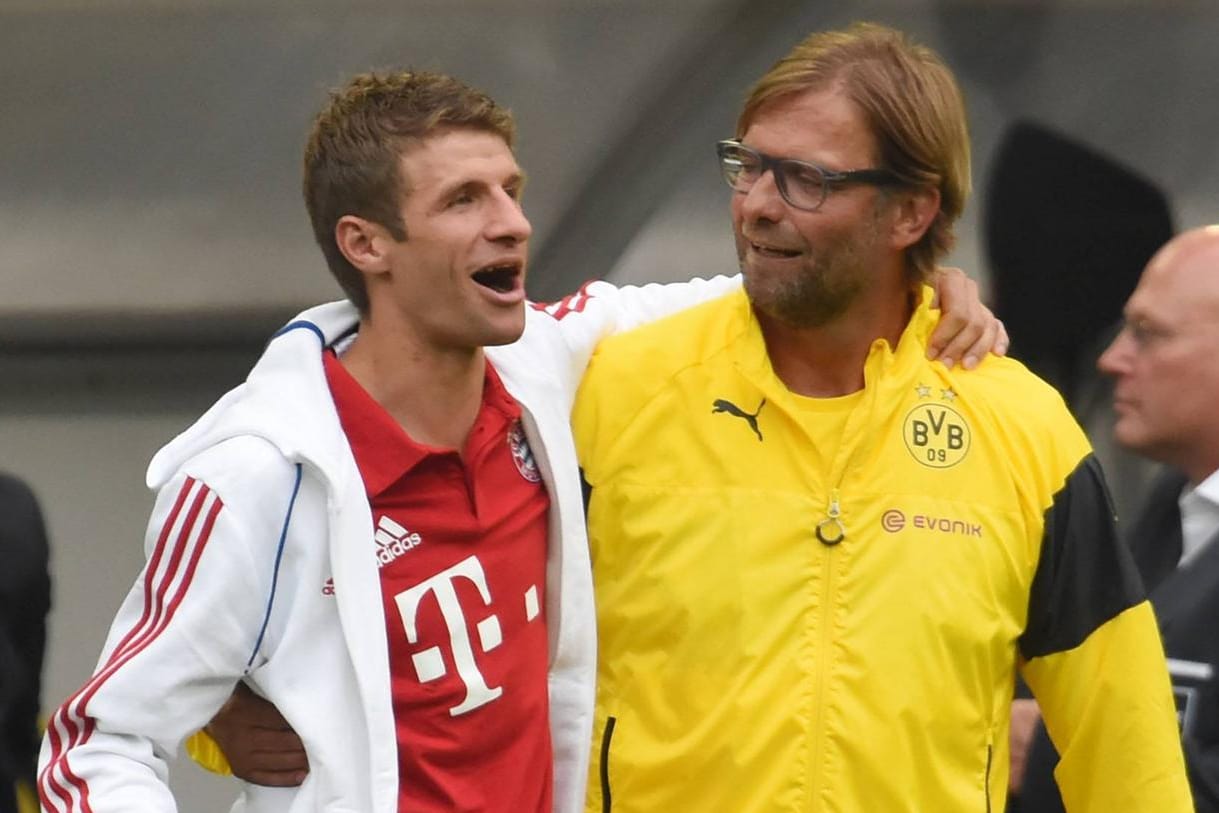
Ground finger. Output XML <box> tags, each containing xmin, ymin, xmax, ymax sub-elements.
<box><xmin>926</xmin><ymin>306</ymin><xmax>972</xmax><ymax>366</ymax></box>
<box><xmin>928</xmin><ymin>266</ymin><xmax>967</xmax><ymax>315</ymax></box>
<box><xmin>240</xmin><ymin>768</ymin><xmax>310</xmax><ymax>788</ymax></box>
<box><xmin>994</xmin><ymin>319</ymin><xmax>1009</xmax><ymax>357</ymax></box>
<box><xmin>226</xmin><ymin>741</ymin><xmax>308</xmax><ymax>786</ymax></box>
<box><xmin>934</xmin><ymin>303</ymin><xmax>989</xmax><ymax>370</ymax></box>
<box><xmin>926</xmin><ymin>272</ymin><xmax>975</xmax><ymax>362</ymax></box>
<box><xmin>247</xmin><ymin>729</ymin><xmax>307</xmax><ymax>751</ymax></box>
<box><xmin>960</xmin><ymin>317</ymin><xmax>999</xmax><ymax>370</ymax></box>
<box><xmin>240</xmin><ymin>714</ymin><xmax>295</xmax><ymax>730</ymax></box>
<box><xmin>960</xmin><ymin>309</ymin><xmax>1010</xmax><ymax>369</ymax></box>
<box><xmin>240</xmin><ymin>748</ymin><xmax>309</xmax><ymax>772</ymax></box>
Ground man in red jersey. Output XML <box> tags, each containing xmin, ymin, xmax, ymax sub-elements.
<box><xmin>38</xmin><ymin>69</ymin><xmax>1001</xmax><ymax>813</ymax></box>
<box><xmin>40</xmin><ymin>69</ymin><xmax>614</xmax><ymax>813</ymax></box>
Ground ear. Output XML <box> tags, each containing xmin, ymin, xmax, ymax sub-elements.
<box><xmin>335</xmin><ymin>215</ymin><xmax>395</xmax><ymax>276</ymax></box>
<box><xmin>887</xmin><ymin>186</ymin><xmax>941</xmax><ymax>251</ymax></box>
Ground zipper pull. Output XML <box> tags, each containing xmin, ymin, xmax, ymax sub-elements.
<box><xmin>816</xmin><ymin>489</ymin><xmax>846</xmax><ymax>546</ymax></box>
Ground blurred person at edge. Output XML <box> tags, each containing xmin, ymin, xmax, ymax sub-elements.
<box><xmin>0</xmin><ymin>475</ymin><xmax>50</xmax><ymax>813</ymax></box>
<box><xmin>1011</xmin><ymin>226</ymin><xmax>1219</xmax><ymax>813</ymax></box>
<box><xmin>33</xmin><ymin>66</ymin><xmax>1001</xmax><ymax>813</ymax></box>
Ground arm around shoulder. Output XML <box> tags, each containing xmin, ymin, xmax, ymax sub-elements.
<box><xmin>532</xmin><ymin>274</ymin><xmax>739</xmax><ymax>372</ymax></box>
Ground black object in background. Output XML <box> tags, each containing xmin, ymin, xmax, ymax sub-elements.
<box><xmin>985</xmin><ymin>121</ymin><xmax>1174</xmax><ymax>407</ymax></box>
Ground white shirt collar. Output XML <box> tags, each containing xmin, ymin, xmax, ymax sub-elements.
<box><xmin>1177</xmin><ymin>468</ymin><xmax>1219</xmax><ymax>567</ymax></box>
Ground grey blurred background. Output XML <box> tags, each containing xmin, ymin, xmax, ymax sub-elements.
<box><xmin>3</xmin><ymin>0</ymin><xmax>1217</xmax><ymax>808</ymax></box>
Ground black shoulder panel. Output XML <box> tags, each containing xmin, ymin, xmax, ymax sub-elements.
<box><xmin>1019</xmin><ymin>454</ymin><xmax>1146</xmax><ymax>660</ymax></box>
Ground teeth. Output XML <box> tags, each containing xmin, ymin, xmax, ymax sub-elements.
<box><xmin>753</xmin><ymin>243</ymin><xmax>796</xmax><ymax>257</ymax></box>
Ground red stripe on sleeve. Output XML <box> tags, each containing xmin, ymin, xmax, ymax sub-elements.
<box><xmin>105</xmin><ymin>477</ymin><xmax>197</xmax><ymax>661</ymax></box>
<box><xmin>39</xmin><ymin>478</ymin><xmax>225</xmax><ymax>813</ymax></box>
<box><xmin>533</xmin><ymin>280</ymin><xmax>596</xmax><ymax>320</ymax></box>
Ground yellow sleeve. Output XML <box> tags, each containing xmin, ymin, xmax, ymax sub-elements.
<box><xmin>571</xmin><ymin>339</ymin><xmax>636</xmax><ymax>486</ymax></box>
<box><xmin>1023</xmin><ymin>602</ymin><xmax>1193</xmax><ymax>812</ymax></box>
<box><xmin>185</xmin><ymin>728</ymin><xmax>233</xmax><ymax>776</ymax></box>
<box><xmin>16</xmin><ymin>779</ymin><xmax>38</xmax><ymax>813</ymax></box>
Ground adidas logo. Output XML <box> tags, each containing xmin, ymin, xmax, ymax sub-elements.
<box><xmin>374</xmin><ymin>515</ymin><xmax>422</xmax><ymax>568</ymax></box>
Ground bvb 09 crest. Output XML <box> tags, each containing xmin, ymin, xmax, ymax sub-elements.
<box><xmin>902</xmin><ymin>389</ymin><xmax>970</xmax><ymax>468</ymax></box>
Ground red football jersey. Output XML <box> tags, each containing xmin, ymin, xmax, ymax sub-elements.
<box><xmin>324</xmin><ymin>350</ymin><xmax>553</xmax><ymax>812</ymax></box>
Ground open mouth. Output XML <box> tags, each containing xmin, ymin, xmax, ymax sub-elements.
<box><xmin>750</xmin><ymin>241</ymin><xmax>800</xmax><ymax>259</ymax></box>
<box><xmin>472</xmin><ymin>262</ymin><xmax>522</xmax><ymax>293</ymax></box>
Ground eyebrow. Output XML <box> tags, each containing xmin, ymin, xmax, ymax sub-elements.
<box><xmin>437</xmin><ymin>170</ymin><xmax>527</xmax><ymax>202</ymax></box>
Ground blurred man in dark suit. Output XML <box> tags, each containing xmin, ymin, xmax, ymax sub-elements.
<box><xmin>1016</xmin><ymin>225</ymin><xmax>1219</xmax><ymax>812</ymax></box>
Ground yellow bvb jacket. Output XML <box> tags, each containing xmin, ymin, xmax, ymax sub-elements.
<box><xmin>573</xmin><ymin>288</ymin><xmax>1191</xmax><ymax>813</ymax></box>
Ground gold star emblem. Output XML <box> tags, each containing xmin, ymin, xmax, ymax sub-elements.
<box><xmin>941</xmin><ymin>388</ymin><xmax>957</xmax><ymax>402</ymax></box>
<box><xmin>915</xmin><ymin>384</ymin><xmax>932</xmax><ymax>399</ymax></box>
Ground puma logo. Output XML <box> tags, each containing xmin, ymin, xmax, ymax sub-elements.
<box><xmin>711</xmin><ymin>398</ymin><xmax>766</xmax><ymax>442</ymax></box>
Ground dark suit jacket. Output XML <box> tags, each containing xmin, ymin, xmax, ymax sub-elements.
<box><xmin>0</xmin><ymin>474</ymin><xmax>51</xmax><ymax>813</ymax></box>
<box><xmin>1019</xmin><ymin>468</ymin><xmax>1219</xmax><ymax>812</ymax></box>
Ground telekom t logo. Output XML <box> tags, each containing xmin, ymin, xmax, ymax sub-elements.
<box><xmin>394</xmin><ymin>555</ymin><xmax>504</xmax><ymax>717</ymax></box>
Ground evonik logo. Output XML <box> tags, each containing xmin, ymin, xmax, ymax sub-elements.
<box><xmin>880</xmin><ymin>508</ymin><xmax>982</xmax><ymax>538</ymax></box>
<box><xmin>375</xmin><ymin>515</ymin><xmax>422</xmax><ymax>568</ymax></box>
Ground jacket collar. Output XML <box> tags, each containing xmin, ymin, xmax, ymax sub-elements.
<box><xmin>147</xmin><ymin>301</ymin><xmax>361</xmax><ymax>489</ymax></box>
<box><xmin>733</xmin><ymin>284</ymin><xmax>941</xmax><ymax>403</ymax></box>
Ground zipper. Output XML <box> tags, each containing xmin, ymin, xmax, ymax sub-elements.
<box><xmin>600</xmin><ymin>716</ymin><xmax>617</xmax><ymax>813</ymax></box>
<box><xmin>807</xmin><ymin>541</ymin><xmax>837</xmax><ymax>809</ymax></box>
<box><xmin>984</xmin><ymin>743</ymin><xmax>993</xmax><ymax>813</ymax></box>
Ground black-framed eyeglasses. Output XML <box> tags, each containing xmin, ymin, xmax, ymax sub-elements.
<box><xmin>716</xmin><ymin>139</ymin><xmax>901</xmax><ymax>212</ymax></box>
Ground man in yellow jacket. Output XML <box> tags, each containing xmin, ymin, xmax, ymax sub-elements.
<box><xmin>571</xmin><ymin>22</ymin><xmax>1190</xmax><ymax>813</ymax></box>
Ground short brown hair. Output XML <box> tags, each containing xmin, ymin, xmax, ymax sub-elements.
<box><xmin>302</xmin><ymin>70</ymin><xmax>516</xmax><ymax>313</ymax></box>
<box><xmin>738</xmin><ymin>23</ymin><xmax>970</xmax><ymax>282</ymax></box>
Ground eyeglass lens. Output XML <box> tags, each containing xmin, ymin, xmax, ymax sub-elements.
<box><xmin>718</xmin><ymin>143</ymin><xmax>828</xmax><ymax>211</ymax></box>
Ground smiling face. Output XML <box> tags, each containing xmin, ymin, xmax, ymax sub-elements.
<box><xmin>366</xmin><ymin>128</ymin><xmax>532</xmax><ymax>353</ymax></box>
<box><xmin>1097</xmin><ymin>228</ymin><xmax>1219</xmax><ymax>481</ymax></box>
<box><xmin>731</xmin><ymin>87</ymin><xmax>899</xmax><ymax>329</ymax></box>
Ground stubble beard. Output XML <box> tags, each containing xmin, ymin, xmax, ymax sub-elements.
<box><xmin>741</xmin><ymin>220</ymin><xmax>879</xmax><ymax>330</ymax></box>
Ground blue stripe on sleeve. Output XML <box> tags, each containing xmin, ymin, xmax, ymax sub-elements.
<box><xmin>246</xmin><ymin>462</ymin><xmax>303</xmax><ymax>670</ymax></box>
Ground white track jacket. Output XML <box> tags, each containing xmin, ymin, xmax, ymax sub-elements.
<box><xmin>38</xmin><ymin>278</ymin><xmax>737</xmax><ymax>813</ymax></box>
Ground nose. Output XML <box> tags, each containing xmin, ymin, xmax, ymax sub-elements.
<box><xmin>488</xmin><ymin>190</ymin><xmax>532</xmax><ymax>244</ymax></box>
<box><xmin>736</xmin><ymin>169</ymin><xmax>786</xmax><ymax>224</ymax></box>
<box><xmin>1097</xmin><ymin>329</ymin><xmax>1132</xmax><ymax>377</ymax></box>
